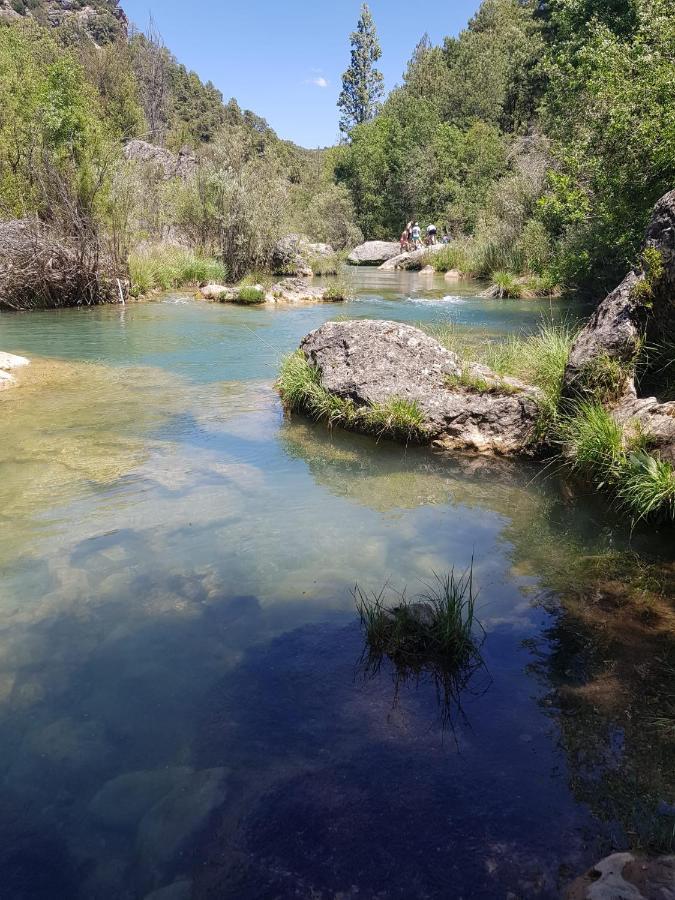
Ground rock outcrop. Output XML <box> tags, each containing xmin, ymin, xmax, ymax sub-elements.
<box><xmin>347</xmin><ymin>241</ymin><xmax>401</xmax><ymax>266</ymax></box>
<box><xmin>298</xmin><ymin>320</ymin><xmax>541</xmax><ymax>454</ymax></box>
<box><xmin>123</xmin><ymin>140</ymin><xmax>197</xmax><ymax>181</ymax></box>
<box><xmin>562</xmin><ymin>189</ymin><xmax>675</xmax><ymax>462</ymax></box>
<box><xmin>0</xmin><ymin>0</ymin><xmax>127</xmax><ymax>41</ymax></box>
<box><xmin>566</xmin><ymin>852</ymin><xmax>675</xmax><ymax>900</ymax></box>
<box><xmin>271</xmin><ymin>234</ymin><xmax>334</xmax><ymax>277</ymax></box>
<box><xmin>379</xmin><ymin>244</ymin><xmax>446</xmax><ymax>271</ymax></box>
<box><xmin>266</xmin><ymin>278</ymin><xmax>349</xmax><ymax>304</ymax></box>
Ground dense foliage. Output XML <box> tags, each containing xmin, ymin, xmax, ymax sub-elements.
<box><xmin>335</xmin><ymin>0</ymin><xmax>675</xmax><ymax>293</ymax></box>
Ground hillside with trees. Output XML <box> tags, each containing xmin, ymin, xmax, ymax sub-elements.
<box><xmin>334</xmin><ymin>0</ymin><xmax>675</xmax><ymax>295</ymax></box>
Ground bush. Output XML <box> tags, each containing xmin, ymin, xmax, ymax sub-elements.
<box><xmin>486</xmin><ymin>270</ymin><xmax>523</xmax><ymax>298</ymax></box>
<box><xmin>558</xmin><ymin>402</ymin><xmax>626</xmax><ymax>483</ymax></box>
<box><xmin>233</xmin><ymin>285</ymin><xmax>266</xmax><ymax>305</ymax></box>
<box><xmin>129</xmin><ymin>246</ymin><xmax>226</xmax><ymax>297</ymax></box>
<box><xmin>323</xmin><ymin>278</ymin><xmax>351</xmax><ymax>302</ymax></box>
<box><xmin>308</xmin><ymin>254</ymin><xmax>341</xmax><ymax>276</ymax></box>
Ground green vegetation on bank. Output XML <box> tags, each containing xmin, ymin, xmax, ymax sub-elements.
<box><xmin>128</xmin><ymin>246</ymin><xmax>225</xmax><ymax>297</ymax></box>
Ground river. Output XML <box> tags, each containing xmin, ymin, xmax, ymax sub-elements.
<box><xmin>0</xmin><ymin>270</ymin><xmax>673</xmax><ymax>899</ymax></box>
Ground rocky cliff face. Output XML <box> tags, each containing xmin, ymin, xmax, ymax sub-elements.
<box><xmin>0</xmin><ymin>0</ymin><xmax>127</xmax><ymax>43</ymax></box>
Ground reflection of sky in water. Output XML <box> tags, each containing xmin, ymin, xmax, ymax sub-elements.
<box><xmin>0</xmin><ymin>279</ymin><xmax>669</xmax><ymax>898</ymax></box>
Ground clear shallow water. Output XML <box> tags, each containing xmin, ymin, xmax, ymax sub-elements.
<box><xmin>0</xmin><ymin>273</ymin><xmax>672</xmax><ymax>899</ymax></box>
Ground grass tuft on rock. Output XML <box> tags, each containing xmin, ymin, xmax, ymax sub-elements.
<box><xmin>277</xmin><ymin>351</ymin><xmax>428</xmax><ymax>443</ymax></box>
<box><xmin>617</xmin><ymin>453</ymin><xmax>675</xmax><ymax>523</ymax></box>
<box><xmin>354</xmin><ymin>567</ymin><xmax>483</xmax><ymax>669</ymax></box>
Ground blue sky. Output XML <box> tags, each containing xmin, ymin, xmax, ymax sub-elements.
<box><xmin>121</xmin><ymin>0</ymin><xmax>482</xmax><ymax>148</ymax></box>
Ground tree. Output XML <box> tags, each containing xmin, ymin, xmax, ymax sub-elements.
<box><xmin>338</xmin><ymin>4</ymin><xmax>384</xmax><ymax>136</ymax></box>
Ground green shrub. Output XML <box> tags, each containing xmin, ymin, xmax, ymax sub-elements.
<box><xmin>323</xmin><ymin>278</ymin><xmax>351</xmax><ymax>302</ymax></box>
<box><xmin>518</xmin><ymin>219</ymin><xmax>552</xmax><ymax>275</ymax></box>
<box><xmin>309</xmin><ymin>254</ymin><xmax>341</xmax><ymax>276</ymax></box>
<box><xmin>617</xmin><ymin>453</ymin><xmax>675</xmax><ymax>524</ymax></box>
<box><xmin>129</xmin><ymin>246</ymin><xmax>226</xmax><ymax>298</ymax></box>
<box><xmin>233</xmin><ymin>285</ymin><xmax>266</xmax><ymax>305</ymax></box>
<box><xmin>425</xmin><ymin>243</ymin><xmax>471</xmax><ymax>274</ymax></box>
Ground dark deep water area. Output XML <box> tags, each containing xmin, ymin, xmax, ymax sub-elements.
<box><xmin>0</xmin><ymin>270</ymin><xmax>673</xmax><ymax>899</ymax></box>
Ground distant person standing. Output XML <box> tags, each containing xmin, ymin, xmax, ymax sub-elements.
<box><xmin>411</xmin><ymin>222</ymin><xmax>421</xmax><ymax>248</ymax></box>
<box><xmin>426</xmin><ymin>223</ymin><xmax>438</xmax><ymax>245</ymax></box>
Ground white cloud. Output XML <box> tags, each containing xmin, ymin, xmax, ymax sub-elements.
<box><xmin>306</xmin><ymin>75</ymin><xmax>329</xmax><ymax>88</ymax></box>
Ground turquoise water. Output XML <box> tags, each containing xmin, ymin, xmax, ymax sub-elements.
<box><xmin>0</xmin><ymin>272</ymin><xmax>672</xmax><ymax>899</ymax></box>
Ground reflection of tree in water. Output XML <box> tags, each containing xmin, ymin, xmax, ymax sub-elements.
<box><xmin>526</xmin><ymin>590</ymin><xmax>675</xmax><ymax>854</ymax></box>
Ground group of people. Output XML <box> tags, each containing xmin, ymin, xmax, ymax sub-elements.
<box><xmin>400</xmin><ymin>220</ymin><xmax>446</xmax><ymax>253</ymax></box>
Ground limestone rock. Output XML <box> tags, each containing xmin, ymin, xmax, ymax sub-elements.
<box><xmin>379</xmin><ymin>244</ymin><xmax>445</xmax><ymax>271</ymax></box>
<box><xmin>266</xmin><ymin>277</ymin><xmax>349</xmax><ymax>304</ymax></box>
<box><xmin>200</xmin><ymin>283</ymin><xmax>232</xmax><ymax>301</ymax></box>
<box><xmin>347</xmin><ymin>241</ymin><xmax>401</xmax><ymax>266</ymax></box>
<box><xmin>271</xmin><ymin>234</ymin><xmax>334</xmax><ymax>277</ymax></box>
<box><xmin>0</xmin><ymin>370</ymin><xmax>16</xmax><ymax>390</ymax></box>
<box><xmin>566</xmin><ymin>852</ymin><xmax>675</xmax><ymax>900</ymax></box>
<box><xmin>124</xmin><ymin>141</ymin><xmax>197</xmax><ymax>181</ymax></box>
<box><xmin>299</xmin><ymin>320</ymin><xmax>541</xmax><ymax>454</ymax></box>
<box><xmin>613</xmin><ymin>396</ymin><xmax>675</xmax><ymax>464</ymax></box>
<box><xmin>563</xmin><ymin>188</ymin><xmax>675</xmax><ymax>400</ymax></box>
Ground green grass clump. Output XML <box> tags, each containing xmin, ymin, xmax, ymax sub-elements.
<box><xmin>488</xmin><ymin>271</ymin><xmax>524</xmax><ymax>299</ymax></box>
<box><xmin>354</xmin><ymin>567</ymin><xmax>483</xmax><ymax>668</ymax></box>
<box><xmin>233</xmin><ymin>285</ymin><xmax>266</xmax><ymax>305</ymax></box>
<box><xmin>309</xmin><ymin>254</ymin><xmax>342</xmax><ymax>276</ymax></box>
<box><xmin>445</xmin><ymin>369</ymin><xmax>520</xmax><ymax>396</ymax></box>
<box><xmin>425</xmin><ymin>243</ymin><xmax>471</xmax><ymax>274</ymax></box>
<box><xmin>577</xmin><ymin>353</ymin><xmax>631</xmax><ymax>404</ymax></box>
<box><xmin>277</xmin><ymin>352</ymin><xmax>427</xmax><ymax>443</ymax></box>
<box><xmin>129</xmin><ymin>246</ymin><xmax>226</xmax><ymax>298</ymax></box>
<box><xmin>558</xmin><ymin>402</ymin><xmax>627</xmax><ymax>483</ymax></box>
<box><xmin>617</xmin><ymin>453</ymin><xmax>675</xmax><ymax>523</ymax></box>
<box><xmin>323</xmin><ymin>278</ymin><xmax>351</xmax><ymax>302</ymax></box>
<box><xmin>365</xmin><ymin>397</ymin><xmax>428</xmax><ymax>442</ymax></box>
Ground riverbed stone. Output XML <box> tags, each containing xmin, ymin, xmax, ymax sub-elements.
<box><xmin>200</xmin><ymin>284</ymin><xmax>232</xmax><ymax>301</ymax></box>
<box><xmin>566</xmin><ymin>852</ymin><xmax>675</xmax><ymax>900</ymax></box>
<box><xmin>347</xmin><ymin>241</ymin><xmax>401</xmax><ymax>266</ymax></box>
<box><xmin>89</xmin><ymin>767</ymin><xmax>194</xmax><ymax>830</ymax></box>
<box><xmin>298</xmin><ymin>320</ymin><xmax>541</xmax><ymax>454</ymax></box>
<box><xmin>136</xmin><ymin>767</ymin><xmax>227</xmax><ymax>879</ymax></box>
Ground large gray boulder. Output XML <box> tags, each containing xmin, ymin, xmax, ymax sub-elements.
<box><xmin>271</xmin><ymin>234</ymin><xmax>335</xmax><ymax>277</ymax></box>
<box><xmin>347</xmin><ymin>241</ymin><xmax>401</xmax><ymax>266</ymax></box>
<box><xmin>299</xmin><ymin>320</ymin><xmax>541</xmax><ymax>454</ymax></box>
<box><xmin>123</xmin><ymin>140</ymin><xmax>197</xmax><ymax>180</ymax></box>
<box><xmin>379</xmin><ymin>244</ymin><xmax>446</xmax><ymax>271</ymax></box>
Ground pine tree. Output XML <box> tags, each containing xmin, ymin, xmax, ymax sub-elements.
<box><xmin>338</xmin><ymin>4</ymin><xmax>384</xmax><ymax>136</ymax></box>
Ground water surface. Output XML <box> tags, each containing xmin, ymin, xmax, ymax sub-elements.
<box><xmin>0</xmin><ymin>272</ymin><xmax>672</xmax><ymax>899</ymax></box>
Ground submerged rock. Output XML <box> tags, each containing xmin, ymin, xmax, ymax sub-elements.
<box><xmin>136</xmin><ymin>767</ymin><xmax>228</xmax><ymax>879</ymax></box>
<box><xmin>298</xmin><ymin>320</ymin><xmax>541</xmax><ymax>454</ymax></box>
<box><xmin>347</xmin><ymin>241</ymin><xmax>401</xmax><ymax>266</ymax></box>
<box><xmin>89</xmin><ymin>767</ymin><xmax>194</xmax><ymax>830</ymax></box>
<box><xmin>566</xmin><ymin>852</ymin><xmax>675</xmax><ymax>900</ymax></box>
